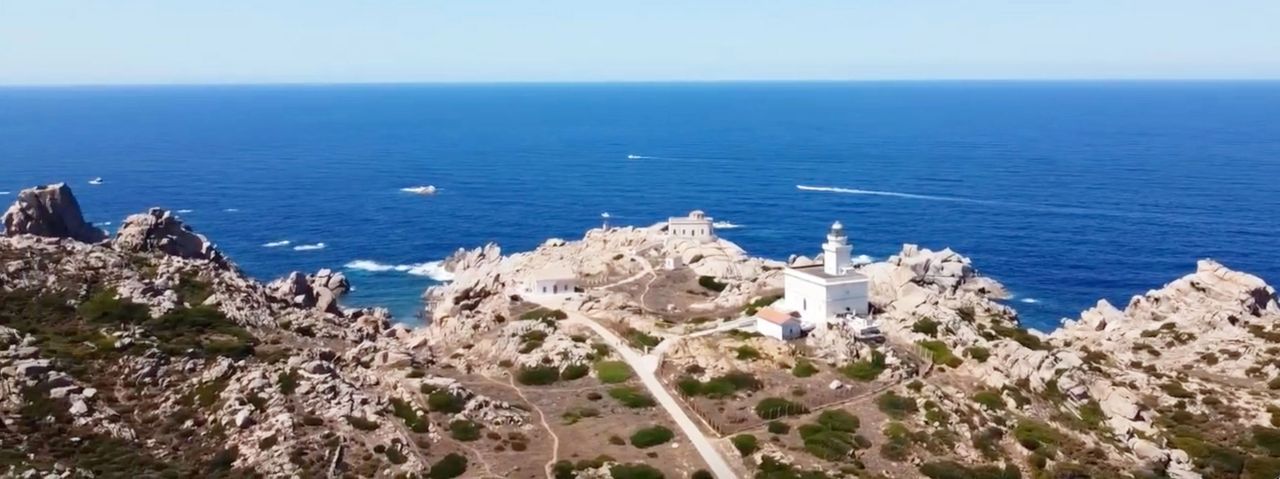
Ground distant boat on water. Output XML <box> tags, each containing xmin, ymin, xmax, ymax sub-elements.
<box><xmin>88</xmin><ymin>177</ymin><xmax>104</xmax><ymax>185</ymax></box>
<box><xmin>626</xmin><ymin>154</ymin><xmax>642</xmax><ymax>159</ymax></box>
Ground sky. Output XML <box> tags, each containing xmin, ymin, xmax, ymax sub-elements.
<box><xmin>1</xmin><ymin>0</ymin><xmax>1278</xmax><ymax>85</ymax></box>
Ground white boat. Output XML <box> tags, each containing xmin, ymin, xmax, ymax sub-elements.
<box><xmin>88</xmin><ymin>177</ymin><xmax>104</xmax><ymax>185</ymax></box>
<box><xmin>626</xmin><ymin>154</ymin><xmax>641</xmax><ymax>159</ymax></box>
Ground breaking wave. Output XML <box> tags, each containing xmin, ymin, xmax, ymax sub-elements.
<box><xmin>292</xmin><ymin>242</ymin><xmax>326</xmax><ymax>251</ymax></box>
<box><xmin>852</xmin><ymin>254</ymin><xmax>874</xmax><ymax>264</ymax></box>
<box><xmin>712</xmin><ymin>221</ymin><xmax>743</xmax><ymax>229</ymax></box>
<box><xmin>1020</xmin><ymin>298</ymin><xmax>1041</xmax><ymax>304</ymax></box>
<box><xmin>796</xmin><ymin>185</ymin><xmax>997</xmax><ymax>204</ymax></box>
<box><xmin>344</xmin><ymin>260</ymin><xmax>454</xmax><ymax>281</ymax></box>
<box><xmin>0</xmin><ymin>191</ymin><xmax>9</xmax><ymax>195</ymax></box>
<box><xmin>176</xmin><ymin>209</ymin><xmax>194</xmax><ymax>213</ymax></box>
<box><xmin>262</xmin><ymin>240</ymin><xmax>291</xmax><ymax>248</ymax></box>
<box><xmin>224</xmin><ymin>208</ymin><xmax>240</xmax><ymax>213</ymax></box>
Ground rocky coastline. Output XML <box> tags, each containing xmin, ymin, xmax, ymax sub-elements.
<box><xmin>3</xmin><ymin>182</ymin><xmax>1279</xmax><ymax>479</ymax></box>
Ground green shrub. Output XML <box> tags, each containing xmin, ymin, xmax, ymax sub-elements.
<box><xmin>624</xmin><ymin>329</ymin><xmax>661</xmax><ymax>349</ymax></box>
<box><xmin>610</xmin><ymin>463</ymin><xmax>665</xmax><ymax>479</ymax></box>
<box><xmin>449</xmin><ymin>419</ymin><xmax>481</xmax><ymax>441</ymax></box>
<box><xmin>992</xmin><ymin>325</ymin><xmax>1048</xmax><ymax>350</ymax></box>
<box><xmin>1252</xmin><ymin>426</ymin><xmax>1280</xmax><ymax>456</ymax></box>
<box><xmin>767</xmin><ymin>421</ymin><xmax>791</xmax><ymax>435</ymax></box>
<box><xmin>816</xmin><ymin>409</ymin><xmax>860</xmax><ymax>432</ymax></box>
<box><xmin>912</xmin><ymin>318</ymin><xmax>940</xmax><ymax>337</ymax></box>
<box><xmin>609</xmin><ymin>386</ymin><xmax>656</xmax><ymax>408</ymax></box>
<box><xmin>520</xmin><ymin>308</ymin><xmax>568</xmax><ymax>321</ymax></box>
<box><xmin>698</xmin><ymin>276</ymin><xmax>727</xmax><ymax>292</ymax></box>
<box><xmin>840</xmin><ymin>351</ymin><xmax>886</xmax><ymax>381</ymax></box>
<box><xmin>676</xmin><ymin>371</ymin><xmax>762</xmax><ymax>398</ymax></box>
<box><xmin>516</xmin><ymin>365</ymin><xmax>561</xmax><ymax>385</ymax></box>
<box><xmin>596</xmin><ymin>360</ymin><xmax>633</xmax><ymax>383</ymax></box>
<box><xmin>428</xmin><ymin>453</ymin><xmax>468</xmax><ymax>479</ymax></box>
<box><xmin>965</xmin><ymin>346</ymin><xmax>990</xmax><ymax>362</ymax></box>
<box><xmin>876</xmin><ymin>391</ymin><xmax>918</xmax><ymax>419</ymax></box>
<box><xmin>918</xmin><ymin>340</ymin><xmax>962</xmax><ymax>368</ymax></box>
<box><xmin>731</xmin><ymin>434</ymin><xmax>759</xmax><ymax>456</ymax></box>
<box><xmin>971</xmin><ymin>390</ymin><xmax>1005</xmax><ymax>411</ymax></box>
<box><xmin>735</xmin><ymin>345</ymin><xmax>761</xmax><ymax>361</ymax></box>
<box><xmin>277</xmin><ymin>369</ymin><xmax>299</xmax><ymax>395</ymax></box>
<box><xmin>384</xmin><ymin>446</ymin><xmax>408</xmax><ymax>465</ymax></box>
<box><xmin>78</xmin><ymin>289</ymin><xmax>149</xmax><ymax>324</ymax></box>
<box><xmin>755</xmin><ymin>397</ymin><xmax>808</xmax><ymax>419</ymax></box>
<box><xmin>630</xmin><ymin>425</ymin><xmax>675</xmax><ymax>448</ymax></box>
<box><xmin>147</xmin><ymin>306</ymin><xmax>257</xmax><ymax>359</ymax></box>
<box><xmin>390</xmin><ymin>398</ymin><xmax>429</xmax><ymax>433</ymax></box>
<box><xmin>792</xmin><ymin>359</ymin><xmax>819</xmax><ymax>378</ymax></box>
<box><xmin>743</xmin><ymin>294</ymin><xmax>782</xmax><ymax>316</ymax></box>
<box><xmin>1162</xmin><ymin>381</ymin><xmax>1195</xmax><ymax>398</ymax></box>
<box><xmin>918</xmin><ymin>461</ymin><xmax>1021</xmax><ymax>479</ymax></box>
<box><xmin>560</xmin><ymin>363</ymin><xmax>590</xmax><ymax>381</ymax></box>
<box><xmin>691</xmin><ymin>470</ymin><xmax>714</xmax><ymax>479</ymax></box>
<box><xmin>1013</xmin><ymin>419</ymin><xmax>1061</xmax><ymax>454</ymax></box>
<box><xmin>427</xmin><ymin>390</ymin><xmax>466</xmax><ymax>413</ymax></box>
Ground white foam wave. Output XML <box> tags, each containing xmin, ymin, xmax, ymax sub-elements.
<box><xmin>400</xmin><ymin>185</ymin><xmax>438</xmax><ymax>195</ymax></box>
<box><xmin>796</xmin><ymin>185</ymin><xmax>996</xmax><ymax>204</ymax></box>
<box><xmin>100</xmin><ymin>221</ymin><xmax>112</xmax><ymax>226</ymax></box>
<box><xmin>0</xmin><ymin>191</ymin><xmax>10</xmax><ymax>195</ymax></box>
<box><xmin>852</xmin><ymin>254</ymin><xmax>874</xmax><ymax>265</ymax></box>
<box><xmin>1020</xmin><ymin>298</ymin><xmax>1040</xmax><ymax>304</ymax></box>
<box><xmin>224</xmin><ymin>208</ymin><xmax>240</xmax><ymax>213</ymax></box>
<box><xmin>262</xmin><ymin>240</ymin><xmax>291</xmax><ymax>248</ymax></box>
<box><xmin>712</xmin><ymin>221</ymin><xmax>743</xmax><ymax>229</ymax></box>
<box><xmin>293</xmin><ymin>242</ymin><xmax>326</xmax><ymax>251</ymax></box>
<box><xmin>176</xmin><ymin>209</ymin><xmax>194</xmax><ymax>213</ymax></box>
<box><xmin>344</xmin><ymin>260</ymin><xmax>454</xmax><ymax>281</ymax></box>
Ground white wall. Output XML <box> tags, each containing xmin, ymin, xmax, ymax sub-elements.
<box><xmin>527</xmin><ymin>278</ymin><xmax>577</xmax><ymax>295</ymax></box>
<box><xmin>784</xmin><ymin>273</ymin><xmax>870</xmax><ymax>322</ymax></box>
<box><xmin>756</xmin><ymin>318</ymin><xmax>801</xmax><ymax>340</ymax></box>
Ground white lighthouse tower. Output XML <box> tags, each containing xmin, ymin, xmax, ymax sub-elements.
<box><xmin>822</xmin><ymin>221</ymin><xmax>852</xmax><ymax>276</ymax></box>
<box><xmin>779</xmin><ymin>220</ymin><xmax>871</xmax><ymax>325</ymax></box>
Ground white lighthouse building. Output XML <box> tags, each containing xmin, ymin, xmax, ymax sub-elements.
<box><xmin>781</xmin><ymin>221</ymin><xmax>870</xmax><ymax>325</ymax></box>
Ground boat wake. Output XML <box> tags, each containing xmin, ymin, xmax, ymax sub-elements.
<box><xmin>401</xmin><ymin>185</ymin><xmax>438</xmax><ymax>195</ymax></box>
<box><xmin>345</xmin><ymin>259</ymin><xmax>454</xmax><ymax>281</ymax></box>
<box><xmin>176</xmin><ymin>209</ymin><xmax>194</xmax><ymax>214</ymax></box>
<box><xmin>293</xmin><ymin>242</ymin><xmax>326</xmax><ymax>251</ymax></box>
<box><xmin>797</xmin><ymin>185</ymin><xmax>998</xmax><ymax>204</ymax></box>
<box><xmin>262</xmin><ymin>240</ymin><xmax>291</xmax><ymax>248</ymax></box>
<box><xmin>1020</xmin><ymin>298</ymin><xmax>1041</xmax><ymax>304</ymax></box>
<box><xmin>712</xmin><ymin>221</ymin><xmax>743</xmax><ymax>229</ymax></box>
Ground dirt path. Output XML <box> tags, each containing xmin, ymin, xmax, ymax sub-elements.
<box><xmin>534</xmin><ymin>298</ymin><xmax>737</xmax><ymax>479</ymax></box>
<box><xmin>484</xmin><ymin>374</ymin><xmax>561</xmax><ymax>479</ymax></box>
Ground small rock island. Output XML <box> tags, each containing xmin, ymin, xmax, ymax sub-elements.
<box><xmin>3</xmin><ymin>184</ymin><xmax>1279</xmax><ymax>479</ymax></box>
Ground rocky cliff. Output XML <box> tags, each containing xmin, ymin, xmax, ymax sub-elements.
<box><xmin>0</xmin><ymin>185</ymin><xmax>525</xmax><ymax>478</ymax></box>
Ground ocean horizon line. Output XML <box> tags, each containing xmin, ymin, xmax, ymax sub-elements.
<box><xmin>3</xmin><ymin>77</ymin><xmax>1280</xmax><ymax>89</ymax></box>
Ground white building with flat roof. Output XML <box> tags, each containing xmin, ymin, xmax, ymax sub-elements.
<box><xmin>782</xmin><ymin>221</ymin><xmax>870</xmax><ymax>325</ymax></box>
<box><xmin>667</xmin><ymin>210</ymin><xmax>715</xmax><ymax>242</ymax></box>
<box><xmin>524</xmin><ymin>264</ymin><xmax>579</xmax><ymax>295</ymax></box>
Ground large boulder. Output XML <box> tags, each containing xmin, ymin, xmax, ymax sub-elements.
<box><xmin>114</xmin><ymin>208</ymin><xmax>226</xmax><ymax>266</ymax></box>
<box><xmin>1</xmin><ymin>183</ymin><xmax>107</xmax><ymax>243</ymax></box>
<box><xmin>266</xmin><ymin>269</ymin><xmax>349</xmax><ymax>315</ymax></box>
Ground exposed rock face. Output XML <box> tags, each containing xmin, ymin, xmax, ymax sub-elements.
<box><xmin>1</xmin><ymin>183</ymin><xmax>106</xmax><ymax>243</ymax></box>
<box><xmin>114</xmin><ymin>208</ymin><xmax>226</xmax><ymax>266</ymax></box>
<box><xmin>266</xmin><ymin>268</ymin><xmax>350</xmax><ymax>315</ymax></box>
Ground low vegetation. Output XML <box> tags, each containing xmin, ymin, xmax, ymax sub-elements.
<box><xmin>840</xmin><ymin>351</ymin><xmax>886</xmax><ymax>381</ymax></box>
<box><xmin>675</xmin><ymin>371</ymin><xmax>762</xmax><ymax>398</ymax></box>
<box><xmin>917</xmin><ymin>340</ymin><xmax>963</xmax><ymax>368</ymax></box>
<box><xmin>877</xmin><ymin>391</ymin><xmax>918</xmax><ymax>419</ymax></box>
<box><xmin>697</xmin><ymin>275</ymin><xmax>728</xmax><ymax>292</ymax></box>
<box><xmin>629</xmin><ymin>425</ymin><xmax>674</xmax><ymax>448</ymax></box>
<box><xmin>731</xmin><ymin>434</ymin><xmax>759</xmax><ymax>456</ymax></box>
<box><xmin>609</xmin><ymin>386</ymin><xmax>656</xmax><ymax>408</ymax></box>
<box><xmin>595</xmin><ymin>360</ymin><xmax>633</xmax><ymax>383</ymax></box>
<box><xmin>755</xmin><ymin>397</ymin><xmax>808</xmax><ymax>419</ymax></box>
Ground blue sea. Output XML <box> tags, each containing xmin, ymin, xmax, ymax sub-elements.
<box><xmin>2</xmin><ymin>82</ymin><xmax>1278</xmax><ymax>331</ymax></box>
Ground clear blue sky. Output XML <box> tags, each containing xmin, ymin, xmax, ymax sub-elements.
<box><xmin>2</xmin><ymin>0</ymin><xmax>1277</xmax><ymax>85</ymax></box>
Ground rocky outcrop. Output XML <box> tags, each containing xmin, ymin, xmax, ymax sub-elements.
<box><xmin>114</xmin><ymin>207</ymin><xmax>226</xmax><ymax>266</ymax></box>
<box><xmin>267</xmin><ymin>268</ymin><xmax>350</xmax><ymax>315</ymax></box>
<box><xmin>1</xmin><ymin>183</ymin><xmax>106</xmax><ymax>243</ymax></box>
